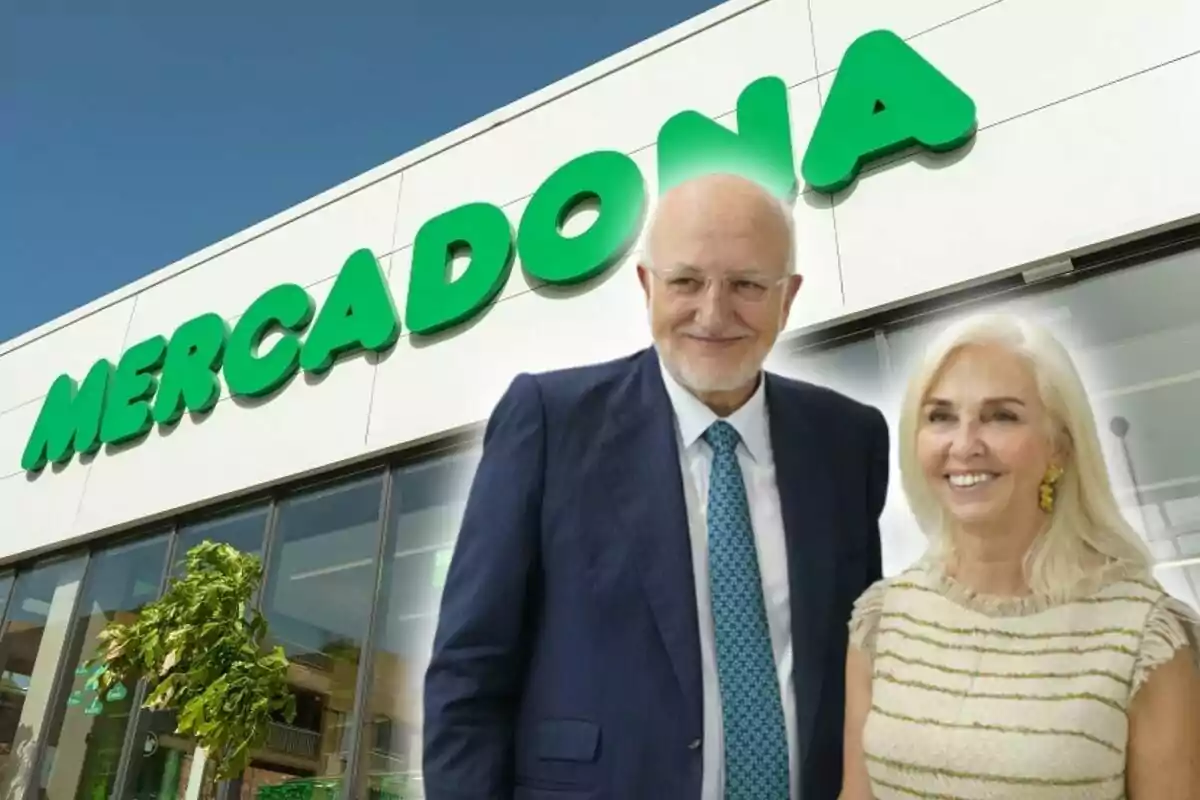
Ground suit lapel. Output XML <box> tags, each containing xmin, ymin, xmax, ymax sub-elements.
<box><xmin>593</xmin><ymin>349</ymin><xmax>702</xmax><ymax>735</ymax></box>
<box><xmin>765</xmin><ymin>375</ymin><xmax>839</xmax><ymax>764</ymax></box>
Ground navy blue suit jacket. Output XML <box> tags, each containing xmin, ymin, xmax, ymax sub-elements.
<box><xmin>423</xmin><ymin>347</ymin><xmax>889</xmax><ymax>800</ymax></box>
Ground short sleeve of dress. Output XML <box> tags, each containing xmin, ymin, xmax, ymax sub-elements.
<box><xmin>1131</xmin><ymin>595</ymin><xmax>1200</xmax><ymax>700</ymax></box>
<box><xmin>848</xmin><ymin>579</ymin><xmax>889</xmax><ymax>657</ymax></box>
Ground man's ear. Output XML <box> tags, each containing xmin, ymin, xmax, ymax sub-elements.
<box><xmin>780</xmin><ymin>273</ymin><xmax>804</xmax><ymax>323</ymax></box>
<box><xmin>637</xmin><ymin>264</ymin><xmax>652</xmax><ymax>302</ymax></box>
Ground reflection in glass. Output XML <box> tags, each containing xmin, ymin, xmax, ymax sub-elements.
<box><xmin>38</xmin><ymin>535</ymin><xmax>169</xmax><ymax>800</ymax></box>
<box><xmin>355</xmin><ymin>451</ymin><xmax>481</xmax><ymax>799</ymax></box>
<box><xmin>770</xmin><ymin>330</ymin><xmax>885</xmax><ymax>408</ymax></box>
<box><xmin>0</xmin><ymin>577</ymin><xmax>13</xmax><ymax>631</ymax></box>
<box><xmin>125</xmin><ymin>506</ymin><xmax>269</xmax><ymax>800</ymax></box>
<box><xmin>172</xmin><ymin>505</ymin><xmax>269</xmax><ymax>576</ymax></box>
<box><xmin>127</xmin><ymin>747</ymin><xmax>216</xmax><ymax>800</ymax></box>
<box><xmin>249</xmin><ymin>474</ymin><xmax>385</xmax><ymax>797</ymax></box>
<box><xmin>0</xmin><ymin>556</ymin><xmax>88</xmax><ymax>800</ymax></box>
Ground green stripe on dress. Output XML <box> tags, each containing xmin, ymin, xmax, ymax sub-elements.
<box><xmin>869</xmin><ymin>704</ymin><xmax>1124</xmax><ymax>754</ymax></box>
<box><xmin>874</xmin><ymin>649</ymin><xmax>1131</xmax><ymax>687</ymax></box>
<box><xmin>880</xmin><ymin>611</ymin><xmax>1141</xmax><ymax>641</ymax></box>
<box><xmin>871</xmin><ymin>774</ymin><xmax>1125</xmax><ymax>800</ymax></box>
<box><xmin>876</xmin><ymin>672</ymin><xmax>1126</xmax><ymax>712</ymax></box>
<box><xmin>866</xmin><ymin>753</ymin><xmax>1123</xmax><ymax>787</ymax></box>
<box><xmin>877</xmin><ymin>626</ymin><xmax>1139</xmax><ymax>658</ymax></box>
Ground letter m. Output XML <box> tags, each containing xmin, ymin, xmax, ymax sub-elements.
<box><xmin>21</xmin><ymin>359</ymin><xmax>112</xmax><ymax>473</ymax></box>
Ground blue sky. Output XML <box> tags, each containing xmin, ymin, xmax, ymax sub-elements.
<box><xmin>0</xmin><ymin>0</ymin><xmax>724</xmax><ymax>344</ymax></box>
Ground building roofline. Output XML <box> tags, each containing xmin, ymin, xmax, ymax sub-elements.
<box><xmin>0</xmin><ymin>0</ymin><xmax>767</xmax><ymax>359</ymax></box>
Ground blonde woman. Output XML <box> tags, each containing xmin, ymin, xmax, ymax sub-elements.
<box><xmin>841</xmin><ymin>312</ymin><xmax>1200</xmax><ymax>799</ymax></box>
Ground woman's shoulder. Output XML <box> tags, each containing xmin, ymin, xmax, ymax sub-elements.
<box><xmin>1106</xmin><ymin>572</ymin><xmax>1200</xmax><ymax>699</ymax></box>
<box><xmin>1087</xmin><ymin>567</ymin><xmax>1200</xmax><ymax>628</ymax></box>
<box><xmin>847</xmin><ymin>562</ymin><xmax>936</xmax><ymax>655</ymax></box>
<box><xmin>1064</xmin><ymin>565</ymin><xmax>1200</xmax><ymax>698</ymax></box>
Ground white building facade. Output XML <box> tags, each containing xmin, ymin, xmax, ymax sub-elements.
<box><xmin>1</xmin><ymin>0</ymin><xmax>1198</xmax><ymax>797</ymax></box>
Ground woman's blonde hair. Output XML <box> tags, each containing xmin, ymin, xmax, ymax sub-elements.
<box><xmin>897</xmin><ymin>311</ymin><xmax>1153</xmax><ymax>600</ymax></box>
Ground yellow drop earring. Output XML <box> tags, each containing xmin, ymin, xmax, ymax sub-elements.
<box><xmin>1039</xmin><ymin>464</ymin><xmax>1064</xmax><ymax>513</ymax></box>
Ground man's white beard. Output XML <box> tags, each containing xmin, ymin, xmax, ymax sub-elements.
<box><xmin>665</xmin><ymin>349</ymin><xmax>762</xmax><ymax>396</ymax></box>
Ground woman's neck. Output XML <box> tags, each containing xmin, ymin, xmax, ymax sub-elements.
<box><xmin>948</xmin><ymin>517</ymin><xmax>1045</xmax><ymax>597</ymax></box>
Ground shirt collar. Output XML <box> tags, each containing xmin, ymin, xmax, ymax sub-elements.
<box><xmin>658</xmin><ymin>356</ymin><xmax>771</xmax><ymax>463</ymax></box>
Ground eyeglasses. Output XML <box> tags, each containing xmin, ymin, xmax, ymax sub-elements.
<box><xmin>646</xmin><ymin>265</ymin><xmax>790</xmax><ymax>303</ymax></box>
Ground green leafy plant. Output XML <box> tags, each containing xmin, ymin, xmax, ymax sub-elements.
<box><xmin>87</xmin><ymin>540</ymin><xmax>296</xmax><ymax>780</ymax></box>
<box><xmin>257</xmin><ymin>777</ymin><xmax>342</xmax><ymax>800</ymax></box>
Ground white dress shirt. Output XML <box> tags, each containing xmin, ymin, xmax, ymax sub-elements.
<box><xmin>658</xmin><ymin>362</ymin><xmax>798</xmax><ymax>800</ymax></box>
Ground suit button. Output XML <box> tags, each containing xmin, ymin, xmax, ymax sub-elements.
<box><xmin>688</xmin><ymin>738</ymin><xmax>701</xmax><ymax>750</ymax></box>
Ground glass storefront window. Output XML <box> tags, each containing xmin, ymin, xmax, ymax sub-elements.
<box><xmin>0</xmin><ymin>576</ymin><xmax>14</xmax><ymax>631</ymax></box>
<box><xmin>171</xmin><ymin>505</ymin><xmax>269</xmax><ymax>576</ymax></box>
<box><xmin>124</xmin><ymin>505</ymin><xmax>269</xmax><ymax>800</ymax></box>
<box><xmin>772</xmin><ymin>330</ymin><xmax>886</xmax><ymax>409</ymax></box>
<box><xmin>354</xmin><ymin>450</ymin><xmax>480</xmax><ymax>800</ymax></box>
<box><xmin>249</xmin><ymin>474</ymin><xmax>386</xmax><ymax>798</ymax></box>
<box><xmin>37</xmin><ymin>535</ymin><xmax>170</xmax><ymax>800</ymax></box>
<box><xmin>0</xmin><ymin>556</ymin><xmax>88</xmax><ymax>800</ymax></box>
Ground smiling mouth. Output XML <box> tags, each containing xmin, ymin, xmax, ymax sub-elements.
<box><xmin>686</xmin><ymin>335</ymin><xmax>747</xmax><ymax>346</ymax></box>
<box><xmin>946</xmin><ymin>472</ymin><xmax>999</xmax><ymax>488</ymax></box>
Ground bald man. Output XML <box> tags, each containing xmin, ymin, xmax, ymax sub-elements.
<box><xmin>423</xmin><ymin>173</ymin><xmax>889</xmax><ymax>800</ymax></box>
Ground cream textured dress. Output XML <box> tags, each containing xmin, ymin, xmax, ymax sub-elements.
<box><xmin>849</xmin><ymin>558</ymin><xmax>1200</xmax><ymax>799</ymax></box>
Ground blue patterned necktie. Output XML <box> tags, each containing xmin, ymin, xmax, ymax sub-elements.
<box><xmin>704</xmin><ymin>420</ymin><xmax>790</xmax><ymax>800</ymax></box>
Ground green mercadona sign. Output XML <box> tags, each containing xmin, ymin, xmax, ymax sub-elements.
<box><xmin>21</xmin><ymin>30</ymin><xmax>975</xmax><ymax>474</ymax></box>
